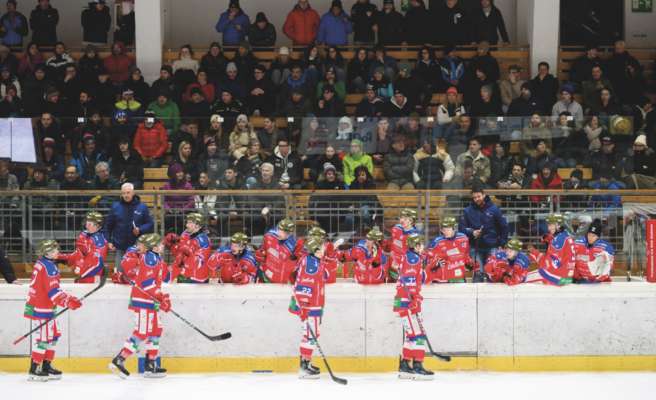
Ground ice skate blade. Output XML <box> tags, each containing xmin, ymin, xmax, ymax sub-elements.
<box><xmin>27</xmin><ymin>375</ymin><xmax>49</xmax><ymax>382</ymax></box>
<box><xmin>298</xmin><ymin>371</ymin><xmax>321</xmax><ymax>380</ymax></box>
<box><xmin>412</xmin><ymin>374</ymin><xmax>435</xmax><ymax>381</ymax></box>
<box><xmin>143</xmin><ymin>372</ymin><xmax>167</xmax><ymax>379</ymax></box>
<box><xmin>47</xmin><ymin>374</ymin><xmax>62</xmax><ymax>381</ymax></box>
<box><xmin>108</xmin><ymin>362</ymin><xmax>128</xmax><ymax>379</ymax></box>
<box><xmin>398</xmin><ymin>372</ymin><xmax>415</xmax><ymax>380</ymax></box>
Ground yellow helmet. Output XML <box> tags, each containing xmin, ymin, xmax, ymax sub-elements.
<box><xmin>186</xmin><ymin>212</ymin><xmax>204</xmax><ymax>225</ymax></box>
<box><xmin>85</xmin><ymin>211</ymin><xmax>104</xmax><ymax>225</ymax></box>
<box><xmin>138</xmin><ymin>233</ymin><xmax>162</xmax><ymax>250</ymax></box>
<box><xmin>506</xmin><ymin>238</ymin><xmax>523</xmax><ymax>252</ymax></box>
<box><xmin>545</xmin><ymin>214</ymin><xmax>565</xmax><ymax>225</ymax></box>
<box><xmin>308</xmin><ymin>226</ymin><xmax>327</xmax><ymax>239</ymax></box>
<box><xmin>366</xmin><ymin>226</ymin><xmax>384</xmax><ymax>241</ymax></box>
<box><xmin>37</xmin><ymin>240</ymin><xmax>59</xmax><ymax>257</ymax></box>
<box><xmin>278</xmin><ymin>218</ymin><xmax>295</xmax><ymax>232</ymax></box>
<box><xmin>400</xmin><ymin>208</ymin><xmax>418</xmax><ymax>221</ymax></box>
<box><xmin>305</xmin><ymin>237</ymin><xmax>324</xmax><ymax>254</ymax></box>
<box><xmin>440</xmin><ymin>216</ymin><xmax>458</xmax><ymax>228</ymax></box>
<box><xmin>230</xmin><ymin>232</ymin><xmax>249</xmax><ymax>245</ymax></box>
<box><xmin>406</xmin><ymin>234</ymin><xmax>424</xmax><ymax>249</ymax></box>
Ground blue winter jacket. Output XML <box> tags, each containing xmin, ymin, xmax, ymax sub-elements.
<box><xmin>459</xmin><ymin>195</ymin><xmax>509</xmax><ymax>249</ymax></box>
<box><xmin>215</xmin><ymin>11</ymin><xmax>250</xmax><ymax>46</ymax></box>
<box><xmin>104</xmin><ymin>195</ymin><xmax>154</xmax><ymax>251</ymax></box>
<box><xmin>317</xmin><ymin>11</ymin><xmax>352</xmax><ymax>46</ymax></box>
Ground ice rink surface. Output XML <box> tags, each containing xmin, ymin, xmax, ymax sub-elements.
<box><xmin>1</xmin><ymin>371</ymin><xmax>654</xmax><ymax>400</ymax></box>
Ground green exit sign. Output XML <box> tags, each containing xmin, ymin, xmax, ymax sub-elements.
<box><xmin>633</xmin><ymin>0</ymin><xmax>653</xmax><ymax>12</ymax></box>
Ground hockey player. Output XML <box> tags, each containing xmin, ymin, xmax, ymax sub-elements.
<box><xmin>111</xmin><ymin>237</ymin><xmax>147</xmax><ymax>284</ymax></box>
<box><xmin>484</xmin><ymin>239</ymin><xmax>530</xmax><ymax>285</ymax></box>
<box><xmin>573</xmin><ymin>219</ymin><xmax>614</xmax><ymax>283</ymax></box>
<box><xmin>170</xmin><ymin>212</ymin><xmax>212</xmax><ymax>283</ymax></box>
<box><xmin>25</xmin><ymin>240</ymin><xmax>82</xmax><ymax>381</ymax></box>
<box><xmin>306</xmin><ymin>226</ymin><xmax>339</xmax><ymax>283</ymax></box>
<box><xmin>257</xmin><ymin>218</ymin><xmax>303</xmax><ymax>283</ymax></box>
<box><xmin>394</xmin><ymin>234</ymin><xmax>434</xmax><ymax>380</ymax></box>
<box><xmin>343</xmin><ymin>226</ymin><xmax>388</xmax><ymax>284</ymax></box>
<box><xmin>389</xmin><ymin>209</ymin><xmax>420</xmax><ymax>281</ymax></box>
<box><xmin>110</xmin><ymin>233</ymin><xmax>170</xmax><ymax>379</ymax></box>
<box><xmin>60</xmin><ymin>211</ymin><xmax>108</xmax><ymax>284</ymax></box>
<box><xmin>207</xmin><ymin>232</ymin><xmax>257</xmax><ymax>284</ymax></box>
<box><xmin>288</xmin><ymin>236</ymin><xmax>329</xmax><ymax>379</ymax></box>
<box><xmin>426</xmin><ymin>217</ymin><xmax>471</xmax><ymax>283</ymax></box>
<box><xmin>527</xmin><ymin>214</ymin><xmax>576</xmax><ymax>285</ymax></box>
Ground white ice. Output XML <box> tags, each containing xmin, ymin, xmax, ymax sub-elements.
<box><xmin>0</xmin><ymin>372</ymin><xmax>653</xmax><ymax>400</ymax></box>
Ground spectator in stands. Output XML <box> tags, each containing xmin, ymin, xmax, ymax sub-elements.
<box><xmin>433</xmin><ymin>0</ymin><xmax>469</xmax><ymax>45</ymax></box>
<box><xmin>184</xmin><ymin>69</ymin><xmax>215</xmax><ymax>104</ymax></box>
<box><xmin>315</xmin><ymin>162</ymin><xmax>344</xmax><ymax>189</ymax></box>
<box><xmin>92</xmin><ymin>68</ymin><xmax>114</xmax><ymax>115</ymax></box>
<box><xmin>396</xmin><ymin>62</ymin><xmax>429</xmax><ymax>113</ymax></box>
<box><xmin>219</xmin><ymin>62</ymin><xmax>246</xmax><ymax>101</ymax></box>
<box><xmin>234</xmin><ymin>41</ymin><xmax>258</xmax><ymax>81</ymax></box>
<box><xmin>40</xmin><ymin>137</ymin><xmax>63</xmax><ymax>181</ymax></box>
<box><xmin>489</xmin><ymin>142</ymin><xmax>512</xmax><ymax>187</ymax></box>
<box><xmin>173</xmin><ymin>140</ymin><xmax>200</xmax><ymax>183</ymax></box>
<box><xmin>383</xmin><ymin>88</ymin><xmax>412</xmax><ymax>117</ymax></box>
<box><xmin>445</xmin><ymin>113</ymin><xmax>475</xmax><ymax>157</ymax></box>
<box><xmin>350</xmin><ymin>0</ymin><xmax>377</xmax><ymax>45</ymax></box>
<box><xmin>229</xmin><ymin>114</ymin><xmax>257</xmax><ymax>159</ymax></box>
<box><xmin>81</xmin><ymin>0</ymin><xmax>111</xmax><ymax>45</ymax></box>
<box><xmin>161</xmin><ymin>163</ymin><xmax>194</xmax><ymax>231</ymax></box>
<box><xmin>41</xmin><ymin>86</ymin><xmax>65</xmax><ymax>117</ymax></box>
<box><xmin>199</xmin><ymin>137</ymin><xmax>231</xmax><ymax>185</ymax></box>
<box><xmin>374</xmin><ymin>0</ymin><xmax>403</xmax><ymax>46</ymax></box>
<box><xmin>582</xmin><ymin>64</ymin><xmax>614</xmax><ymax>111</ymax></box>
<box><xmin>126</xmin><ymin>67</ymin><xmax>150</xmax><ymax>105</ymax></box>
<box><xmin>247</xmin><ymin>12</ymin><xmax>276</xmax><ymax>47</ymax></box>
<box><xmin>530</xmin><ymin>61</ymin><xmax>559</xmax><ymax>114</ymax></box>
<box><xmin>414</xmin><ymin>140</ymin><xmax>455</xmax><ymax>189</ymax></box>
<box><xmin>529</xmin><ymin>163</ymin><xmax>562</xmax><ymax>205</ymax></box>
<box><xmin>70</xmin><ymin>136</ymin><xmax>107</xmax><ymax>183</ymax></box>
<box><xmin>79</xmin><ymin>110</ymin><xmax>108</xmax><ymax>149</ymax></box>
<box><xmin>498</xmin><ymin>65</ymin><xmax>524</xmax><ymax>112</ymax></box>
<box><xmin>60</xmin><ymin>64</ymin><xmax>83</xmax><ymax>105</ymax></box>
<box><xmin>0</xmin><ymin>67</ymin><xmax>19</xmax><ymax>96</ymax></box>
<box><xmin>383</xmin><ymin>135</ymin><xmax>415</xmax><ymax>190</ymax></box>
<box><xmin>317</xmin><ymin>0</ymin><xmax>351</xmax><ymax>46</ymax></box>
<box><xmin>456</xmin><ymin>137</ymin><xmax>490</xmax><ymax>184</ymax></box>
<box><xmin>434</xmin><ymin>86</ymin><xmax>465</xmax><ymax>138</ymax></box>
<box><xmin>310</xmin><ymin>145</ymin><xmax>342</xmax><ymax>182</ymax></box>
<box><xmin>471</xmin><ymin>84</ymin><xmax>502</xmax><ymax>117</ymax></box>
<box><xmin>465</xmin><ymin>63</ymin><xmax>497</xmax><ymax>107</ymax></box>
<box><xmin>570</xmin><ymin>44</ymin><xmax>603</xmax><ymax>85</ymax></box>
<box><xmin>590</xmin><ymin>87</ymin><xmax>621</xmax><ymax>117</ymax></box>
<box><xmin>147</xmin><ymin>90</ymin><xmax>180</xmax><ymax>135</ymax></box>
<box><xmin>104</xmin><ymin>41</ymin><xmax>133</xmax><ymax>85</ymax></box>
<box><xmin>113</xmin><ymin>0</ymin><xmax>134</xmax><ymax>45</ymax></box>
<box><xmin>562</xmin><ymin>168</ymin><xmax>586</xmax><ymax>193</ymax></box>
<box><xmin>622</xmin><ymin>134</ymin><xmax>656</xmax><ymax>181</ymax></box>
<box><xmin>1</xmin><ymin>0</ymin><xmax>28</xmax><ymax>47</ymax></box>
<box><xmin>460</xmin><ymin>184</ymin><xmax>509</xmax><ymax>280</ymax></box>
<box><xmin>0</xmin><ymin>82</ymin><xmax>21</xmax><ymax>116</ymax></box>
<box><xmin>205</xmin><ymin>114</ymin><xmax>228</xmax><ymax>148</ymax></box>
<box><xmin>317</xmin><ymin>66</ymin><xmax>346</xmax><ymax>101</ymax></box>
<box><xmin>525</xmin><ymin>139</ymin><xmax>556</xmax><ymax>179</ymax></box>
<box><xmin>172</xmin><ymin>45</ymin><xmax>199</xmax><ymax>92</ymax></box>
<box><xmin>256</xmin><ymin>117</ymin><xmax>281</xmax><ymax>155</ymax></box>
<box><xmin>343</xmin><ymin>139</ymin><xmax>373</xmax><ymax>186</ymax></box>
<box><xmin>151</xmin><ymin>65</ymin><xmax>177</xmax><ymax>100</ymax></box>
<box><xmin>315</xmin><ymin>84</ymin><xmax>345</xmax><ymax>117</ymax></box>
<box><xmin>323</xmin><ymin>45</ymin><xmax>346</xmax><ymax>82</ymax></box>
<box><xmin>470</xmin><ymin>41</ymin><xmax>500</xmax><ymax>83</ymax></box>
<box><xmin>283</xmin><ymin>0</ymin><xmax>320</xmax><ymax>46</ymax></box>
<box><xmin>471</xmin><ymin>0</ymin><xmax>509</xmax><ymax>45</ymax></box>
<box><xmin>115</xmin><ymin>88</ymin><xmax>142</xmax><ymax>118</ymax></box>
<box><xmin>618</xmin><ymin>58</ymin><xmax>647</xmax><ymax>107</ymax></box>
<box><xmin>280</xmin><ymin>88</ymin><xmax>312</xmax><ymax>126</ymax></box>
<box><xmin>551</xmin><ymin>84</ymin><xmax>583</xmax><ymax>121</ymax></box>
<box><xmin>278</xmin><ymin>63</ymin><xmax>311</xmax><ymax>108</ymax></box>
<box><xmin>507</xmin><ymin>82</ymin><xmax>542</xmax><ymax>117</ymax></box>
<box><xmin>588</xmin><ymin>171</ymin><xmax>624</xmax><ymax>209</ymax></box>
<box><xmin>583</xmin><ymin>114</ymin><xmax>607</xmax><ymax>152</ymax></box>
<box><xmin>607</xmin><ymin>39</ymin><xmax>641</xmax><ymax>93</ymax></box>
<box><xmin>215</xmin><ymin>0</ymin><xmax>250</xmax><ymax>46</ymax></box>
<box><xmin>111</xmin><ymin>136</ymin><xmax>144</xmax><ymax>189</ymax></box>
<box><xmin>236</xmin><ymin>140</ymin><xmax>265</xmax><ymax>181</ymax></box>
<box><xmin>270</xmin><ymin>47</ymin><xmax>292</xmax><ymax>89</ymax></box>
<box><xmin>269</xmin><ymin>136</ymin><xmax>303</xmax><ymax>189</ymax></box>
<box><xmin>44</xmin><ymin>41</ymin><xmax>71</xmax><ymax>81</ymax></box>
<box><xmin>438</xmin><ymin>45</ymin><xmax>465</xmax><ymax>93</ymax></box>
<box><xmin>181</xmin><ymin>87</ymin><xmax>211</xmax><ymax>122</ymax></box>
<box><xmin>404</xmin><ymin>0</ymin><xmax>430</xmax><ymax>46</ymax></box>
<box><xmin>519</xmin><ymin>114</ymin><xmax>550</xmax><ymax>162</ymax></box>
<box><xmin>88</xmin><ymin>161</ymin><xmax>119</xmax><ymax>193</ymax></box>
<box><xmin>201</xmin><ymin>42</ymin><xmax>227</xmax><ymax>85</ymax></box>
<box><xmin>589</xmin><ymin>135</ymin><xmax>623</xmax><ymax>181</ymax></box>
<box><xmin>370</xmin><ymin>45</ymin><xmax>397</xmax><ymax>82</ymax></box>
<box><xmin>58</xmin><ymin>164</ymin><xmax>83</xmax><ymax>188</ymax></box>
<box><xmin>356</xmin><ymin>84</ymin><xmax>383</xmax><ymax>117</ymax></box>
<box><xmin>78</xmin><ymin>44</ymin><xmax>103</xmax><ymax>87</ymax></box>
<box><xmin>22</xmin><ymin>66</ymin><xmax>48</xmax><ymax>115</ymax></box>
<box><xmin>24</xmin><ymin>166</ymin><xmax>57</xmax><ymax>197</ymax></box>
<box><xmin>34</xmin><ymin>111</ymin><xmax>61</xmax><ymax>151</ymax></box>
<box><xmin>29</xmin><ymin>0</ymin><xmax>58</xmax><ymax>46</ymax></box>
<box><xmin>553</xmin><ymin>112</ymin><xmax>587</xmax><ymax>168</ymax></box>
<box><xmin>17</xmin><ymin>42</ymin><xmax>43</xmax><ymax>79</ymax></box>
<box><xmin>498</xmin><ymin>161</ymin><xmax>530</xmax><ymax>190</ymax></box>
<box><xmin>414</xmin><ymin>46</ymin><xmax>440</xmax><ymax>93</ymax></box>
<box><xmin>133</xmin><ymin>112</ymin><xmax>167</xmax><ymax>167</ymax></box>
<box><xmin>212</xmin><ymin>89</ymin><xmax>245</xmax><ymax>130</ymax></box>
<box><xmin>368</xmin><ymin>66</ymin><xmax>393</xmax><ymax>100</ymax></box>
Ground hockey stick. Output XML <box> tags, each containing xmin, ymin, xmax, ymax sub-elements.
<box><xmin>13</xmin><ymin>272</ymin><xmax>107</xmax><ymax>345</ymax></box>
<box><xmin>126</xmin><ymin>277</ymin><xmax>231</xmax><ymax>342</ymax></box>
<box><xmin>306</xmin><ymin>323</ymin><xmax>348</xmax><ymax>385</ymax></box>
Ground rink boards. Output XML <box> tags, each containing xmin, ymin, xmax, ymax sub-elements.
<box><xmin>1</xmin><ymin>282</ymin><xmax>656</xmax><ymax>372</ymax></box>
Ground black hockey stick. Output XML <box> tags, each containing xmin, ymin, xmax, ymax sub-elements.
<box><xmin>307</xmin><ymin>323</ymin><xmax>348</xmax><ymax>385</ymax></box>
<box><xmin>13</xmin><ymin>272</ymin><xmax>107</xmax><ymax>345</ymax></box>
<box><xmin>126</xmin><ymin>277</ymin><xmax>231</xmax><ymax>342</ymax></box>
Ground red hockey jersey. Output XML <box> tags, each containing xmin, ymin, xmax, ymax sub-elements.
<box><xmin>174</xmin><ymin>231</ymin><xmax>212</xmax><ymax>283</ymax></box>
<box><xmin>128</xmin><ymin>250</ymin><xmax>166</xmax><ymax>311</ymax></box>
<box><xmin>259</xmin><ymin>228</ymin><xmax>302</xmax><ymax>283</ymax></box>
<box><xmin>207</xmin><ymin>247</ymin><xmax>258</xmax><ymax>284</ymax></box>
<box><xmin>426</xmin><ymin>233</ymin><xmax>471</xmax><ymax>283</ymax></box>
<box><xmin>573</xmin><ymin>238</ymin><xmax>614</xmax><ymax>283</ymax></box>
<box><xmin>393</xmin><ymin>250</ymin><xmax>426</xmax><ymax>316</ymax></box>
<box><xmin>390</xmin><ymin>224</ymin><xmax>420</xmax><ymax>266</ymax></box>
<box><xmin>289</xmin><ymin>254</ymin><xmax>328</xmax><ymax>319</ymax></box>
<box><xmin>24</xmin><ymin>257</ymin><xmax>74</xmax><ymax>320</ymax></box>
<box><xmin>62</xmin><ymin>230</ymin><xmax>108</xmax><ymax>283</ymax></box>
<box><xmin>344</xmin><ymin>239</ymin><xmax>387</xmax><ymax>284</ymax></box>
<box><xmin>484</xmin><ymin>249</ymin><xmax>531</xmax><ymax>285</ymax></box>
<box><xmin>529</xmin><ymin>230</ymin><xmax>576</xmax><ymax>285</ymax></box>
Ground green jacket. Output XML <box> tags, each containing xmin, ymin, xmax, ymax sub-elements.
<box><xmin>316</xmin><ymin>80</ymin><xmax>346</xmax><ymax>101</ymax></box>
<box><xmin>147</xmin><ymin>100</ymin><xmax>181</xmax><ymax>133</ymax></box>
<box><xmin>343</xmin><ymin>153</ymin><xmax>373</xmax><ymax>186</ymax></box>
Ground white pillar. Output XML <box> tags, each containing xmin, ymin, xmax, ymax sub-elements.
<box><xmin>135</xmin><ymin>0</ymin><xmax>164</xmax><ymax>84</ymax></box>
<box><xmin>528</xmin><ymin>0</ymin><xmax>560</xmax><ymax>77</ymax></box>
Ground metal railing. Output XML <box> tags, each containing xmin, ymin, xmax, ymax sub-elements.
<box><xmin>1</xmin><ymin>189</ymin><xmax>654</xmax><ymax>276</ymax></box>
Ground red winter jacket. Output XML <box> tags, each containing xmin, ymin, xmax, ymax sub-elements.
<box><xmin>103</xmin><ymin>42</ymin><xmax>133</xmax><ymax>84</ymax></box>
<box><xmin>133</xmin><ymin>122</ymin><xmax>168</xmax><ymax>159</ymax></box>
<box><xmin>283</xmin><ymin>5</ymin><xmax>320</xmax><ymax>46</ymax></box>
<box><xmin>529</xmin><ymin>173</ymin><xmax>562</xmax><ymax>204</ymax></box>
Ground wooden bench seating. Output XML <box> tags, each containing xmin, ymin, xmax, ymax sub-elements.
<box><xmin>559</xmin><ymin>47</ymin><xmax>655</xmax><ymax>87</ymax></box>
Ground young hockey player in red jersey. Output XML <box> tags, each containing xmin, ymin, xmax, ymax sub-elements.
<box><xmin>484</xmin><ymin>239</ymin><xmax>530</xmax><ymax>285</ymax></box>
<box><xmin>207</xmin><ymin>232</ymin><xmax>257</xmax><ymax>284</ymax></box>
<box><xmin>257</xmin><ymin>218</ymin><xmax>303</xmax><ymax>283</ymax></box>
<box><xmin>394</xmin><ymin>234</ymin><xmax>434</xmax><ymax>380</ymax></box>
<box><xmin>169</xmin><ymin>212</ymin><xmax>212</xmax><ymax>283</ymax></box>
<box><xmin>342</xmin><ymin>226</ymin><xmax>388</xmax><ymax>284</ymax></box>
<box><xmin>111</xmin><ymin>240</ymin><xmax>144</xmax><ymax>284</ymax></box>
<box><xmin>60</xmin><ymin>211</ymin><xmax>108</xmax><ymax>283</ymax></box>
<box><xmin>25</xmin><ymin>240</ymin><xmax>82</xmax><ymax>381</ymax></box>
<box><xmin>573</xmin><ymin>219</ymin><xmax>615</xmax><ymax>283</ymax></box>
<box><xmin>306</xmin><ymin>226</ymin><xmax>338</xmax><ymax>283</ymax></box>
<box><xmin>426</xmin><ymin>217</ymin><xmax>471</xmax><ymax>283</ymax></box>
<box><xmin>109</xmin><ymin>234</ymin><xmax>171</xmax><ymax>379</ymax></box>
<box><xmin>389</xmin><ymin>209</ymin><xmax>420</xmax><ymax>281</ymax></box>
<box><xmin>527</xmin><ymin>214</ymin><xmax>576</xmax><ymax>285</ymax></box>
<box><xmin>288</xmin><ymin>236</ymin><xmax>329</xmax><ymax>379</ymax></box>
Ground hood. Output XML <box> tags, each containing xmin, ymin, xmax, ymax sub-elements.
<box><xmin>337</xmin><ymin>117</ymin><xmax>353</xmax><ymax>135</ymax></box>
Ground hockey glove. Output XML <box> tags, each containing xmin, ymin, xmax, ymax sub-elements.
<box><xmin>65</xmin><ymin>296</ymin><xmax>82</xmax><ymax>310</ymax></box>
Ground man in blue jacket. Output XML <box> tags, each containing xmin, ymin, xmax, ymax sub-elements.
<box><xmin>459</xmin><ymin>184</ymin><xmax>508</xmax><ymax>282</ymax></box>
<box><xmin>317</xmin><ymin>0</ymin><xmax>352</xmax><ymax>46</ymax></box>
<box><xmin>215</xmin><ymin>0</ymin><xmax>250</xmax><ymax>46</ymax></box>
<box><xmin>105</xmin><ymin>182</ymin><xmax>154</xmax><ymax>271</ymax></box>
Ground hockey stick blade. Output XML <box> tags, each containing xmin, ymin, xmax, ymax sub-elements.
<box><xmin>13</xmin><ymin>272</ymin><xmax>107</xmax><ymax>345</ymax></box>
<box><xmin>208</xmin><ymin>332</ymin><xmax>232</xmax><ymax>341</ymax></box>
<box><xmin>307</xmin><ymin>324</ymin><xmax>348</xmax><ymax>385</ymax></box>
<box><xmin>429</xmin><ymin>352</ymin><xmax>451</xmax><ymax>362</ymax></box>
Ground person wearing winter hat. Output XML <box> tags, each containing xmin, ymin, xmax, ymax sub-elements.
<box><xmin>573</xmin><ymin>219</ymin><xmax>615</xmax><ymax>283</ymax></box>
<box><xmin>216</xmin><ymin>0</ymin><xmax>250</xmax><ymax>46</ymax></box>
<box><xmin>551</xmin><ymin>83</ymin><xmax>583</xmax><ymax>121</ymax></box>
<box><xmin>623</xmin><ymin>133</ymin><xmax>656</xmax><ymax>181</ymax></box>
<box><xmin>317</xmin><ymin>0</ymin><xmax>352</xmax><ymax>46</ymax></box>
<box><xmin>248</xmin><ymin>11</ymin><xmax>276</xmax><ymax>47</ymax></box>
<box><xmin>336</xmin><ymin>116</ymin><xmax>353</xmax><ymax>140</ymax></box>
